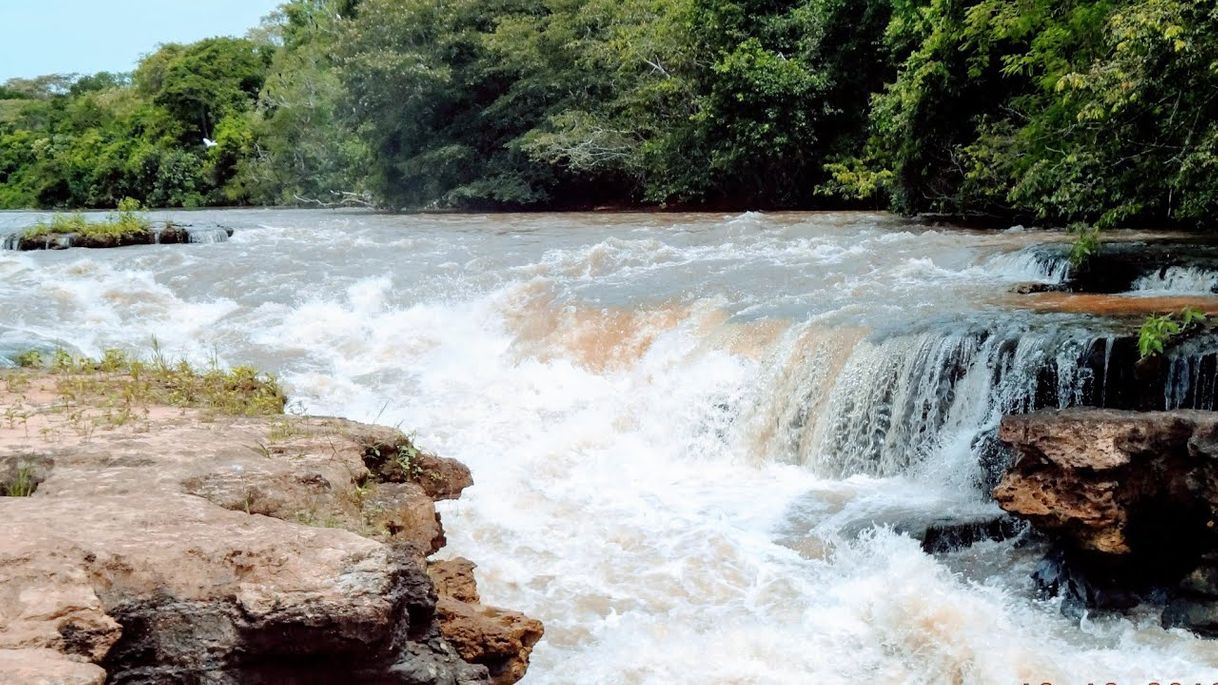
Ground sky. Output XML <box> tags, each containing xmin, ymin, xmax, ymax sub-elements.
<box><xmin>0</xmin><ymin>0</ymin><xmax>284</xmax><ymax>81</ymax></box>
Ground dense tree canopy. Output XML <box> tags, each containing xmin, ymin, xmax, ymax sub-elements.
<box><xmin>2</xmin><ymin>0</ymin><xmax>1217</xmax><ymax>227</ymax></box>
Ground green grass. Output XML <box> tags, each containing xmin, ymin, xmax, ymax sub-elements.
<box><xmin>21</xmin><ymin>213</ymin><xmax>150</xmax><ymax>243</ymax></box>
<box><xmin>19</xmin><ymin>198</ymin><xmax>153</xmax><ymax>245</ymax></box>
<box><xmin>19</xmin><ymin>346</ymin><xmax>287</xmax><ymax>417</ymax></box>
<box><xmin>2</xmin><ymin>466</ymin><xmax>35</xmax><ymax>497</ymax></box>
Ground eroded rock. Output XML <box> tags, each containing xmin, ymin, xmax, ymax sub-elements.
<box><xmin>0</xmin><ymin>376</ymin><xmax>540</xmax><ymax>683</ymax></box>
<box><xmin>428</xmin><ymin>561</ymin><xmax>543</xmax><ymax>685</ymax></box>
<box><xmin>996</xmin><ymin>408</ymin><xmax>1218</xmax><ymax>635</ymax></box>
<box><xmin>994</xmin><ymin>409</ymin><xmax>1218</xmax><ymax>554</ymax></box>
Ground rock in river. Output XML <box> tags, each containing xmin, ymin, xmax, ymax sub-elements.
<box><xmin>995</xmin><ymin>408</ymin><xmax>1218</xmax><ymax>635</ymax></box>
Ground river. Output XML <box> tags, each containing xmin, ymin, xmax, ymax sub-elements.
<box><xmin>2</xmin><ymin>209</ymin><xmax>1216</xmax><ymax>683</ymax></box>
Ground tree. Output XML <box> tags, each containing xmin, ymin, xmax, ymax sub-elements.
<box><xmin>135</xmin><ymin>38</ymin><xmax>272</xmax><ymax>144</ymax></box>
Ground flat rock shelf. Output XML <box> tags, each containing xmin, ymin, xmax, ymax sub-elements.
<box><xmin>0</xmin><ymin>370</ymin><xmax>541</xmax><ymax>685</ymax></box>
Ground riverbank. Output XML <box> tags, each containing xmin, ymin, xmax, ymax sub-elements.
<box><xmin>0</xmin><ymin>363</ymin><xmax>541</xmax><ymax>684</ymax></box>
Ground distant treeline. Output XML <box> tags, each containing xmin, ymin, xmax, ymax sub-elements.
<box><xmin>2</xmin><ymin>0</ymin><xmax>1216</xmax><ymax>226</ymax></box>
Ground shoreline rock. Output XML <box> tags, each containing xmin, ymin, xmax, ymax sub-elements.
<box><xmin>995</xmin><ymin>408</ymin><xmax>1218</xmax><ymax>634</ymax></box>
<box><xmin>0</xmin><ymin>372</ymin><xmax>541</xmax><ymax>683</ymax></box>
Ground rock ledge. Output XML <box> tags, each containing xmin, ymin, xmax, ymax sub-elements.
<box><xmin>0</xmin><ymin>372</ymin><xmax>540</xmax><ymax>684</ymax></box>
<box><xmin>996</xmin><ymin>408</ymin><xmax>1218</xmax><ymax>634</ymax></box>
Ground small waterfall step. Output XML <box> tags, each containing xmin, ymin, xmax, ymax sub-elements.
<box><xmin>1006</xmin><ymin>239</ymin><xmax>1218</xmax><ymax>295</ymax></box>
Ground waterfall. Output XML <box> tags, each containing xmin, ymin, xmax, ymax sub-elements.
<box><xmin>1132</xmin><ymin>266</ymin><xmax>1218</xmax><ymax>294</ymax></box>
<box><xmin>739</xmin><ymin>315</ymin><xmax>1218</xmax><ymax>495</ymax></box>
<box><xmin>983</xmin><ymin>247</ymin><xmax>1071</xmax><ymax>283</ymax></box>
<box><xmin>756</xmin><ymin>324</ymin><xmax>1102</xmax><ymax>478</ymax></box>
<box><xmin>186</xmin><ymin>227</ymin><xmax>233</xmax><ymax>244</ymax></box>
<box><xmin>1164</xmin><ymin>333</ymin><xmax>1218</xmax><ymax>410</ymax></box>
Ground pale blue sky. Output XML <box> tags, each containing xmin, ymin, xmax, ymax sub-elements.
<box><xmin>0</xmin><ymin>0</ymin><xmax>284</xmax><ymax>81</ymax></box>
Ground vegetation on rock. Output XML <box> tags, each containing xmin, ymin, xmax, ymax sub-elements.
<box><xmin>12</xmin><ymin>345</ymin><xmax>286</xmax><ymax>417</ymax></box>
<box><xmin>17</xmin><ymin>198</ymin><xmax>155</xmax><ymax>246</ymax></box>
<box><xmin>1138</xmin><ymin>306</ymin><xmax>1207</xmax><ymax>359</ymax></box>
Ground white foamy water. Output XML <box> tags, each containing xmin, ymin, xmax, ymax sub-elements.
<box><xmin>2</xmin><ymin>210</ymin><xmax>1216</xmax><ymax>683</ymax></box>
<box><xmin>1133</xmin><ymin>266</ymin><xmax>1218</xmax><ymax>294</ymax></box>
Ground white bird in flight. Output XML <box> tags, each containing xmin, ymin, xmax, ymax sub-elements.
<box><xmin>202</xmin><ymin>137</ymin><xmax>218</xmax><ymax>149</ymax></box>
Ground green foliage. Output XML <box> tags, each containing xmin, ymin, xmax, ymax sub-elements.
<box><xmin>2</xmin><ymin>0</ymin><xmax>1217</xmax><ymax>218</ymax></box>
<box><xmin>334</xmin><ymin>0</ymin><xmax>894</xmax><ymax>208</ymax></box>
<box><xmin>1067</xmin><ymin>223</ymin><xmax>1101</xmax><ymax>269</ymax></box>
<box><xmin>135</xmin><ymin>38</ymin><xmax>271</xmax><ymax>144</ymax></box>
<box><xmin>22</xmin><ymin>213</ymin><xmax>89</xmax><ymax>237</ymax></box>
<box><xmin>1138</xmin><ymin>307</ymin><xmax>1207</xmax><ymax>359</ymax></box>
<box><xmin>0</xmin><ymin>38</ymin><xmax>269</xmax><ymax>209</ymax></box>
<box><xmin>14</xmin><ymin>350</ymin><xmax>43</xmax><ymax>369</ymax></box>
<box><xmin>45</xmin><ymin>347</ymin><xmax>287</xmax><ymax>416</ymax></box>
<box><xmin>2</xmin><ymin>466</ymin><xmax>36</xmax><ymax>497</ymax></box>
<box><xmin>853</xmin><ymin>0</ymin><xmax>1218</xmax><ymax>226</ymax></box>
<box><xmin>19</xmin><ymin>200</ymin><xmax>152</xmax><ymax>243</ymax></box>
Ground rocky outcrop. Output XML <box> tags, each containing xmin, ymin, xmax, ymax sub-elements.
<box><xmin>1007</xmin><ymin>238</ymin><xmax>1218</xmax><ymax>294</ymax></box>
<box><xmin>995</xmin><ymin>408</ymin><xmax>1218</xmax><ymax>633</ymax></box>
<box><xmin>427</xmin><ymin>560</ymin><xmax>543</xmax><ymax>685</ymax></box>
<box><xmin>0</xmin><ymin>373</ymin><xmax>540</xmax><ymax>683</ymax></box>
<box><xmin>3</xmin><ymin>225</ymin><xmax>232</xmax><ymax>250</ymax></box>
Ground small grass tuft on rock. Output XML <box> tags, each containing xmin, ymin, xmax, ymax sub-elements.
<box><xmin>16</xmin><ymin>199</ymin><xmax>157</xmax><ymax>249</ymax></box>
<box><xmin>19</xmin><ymin>346</ymin><xmax>287</xmax><ymax>417</ymax></box>
<box><xmin>2</xmin><ymin>465</ymin><xmax>36</xmax><ymax>497</ymax></box>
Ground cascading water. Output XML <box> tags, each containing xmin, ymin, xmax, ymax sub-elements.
<box><xmin>184</xmin><ymin>226</ymin><xmax>233</xmax><ymax>244</ymax></box>
<box><xmin>753</xmin><ymin>322</ymin><xmax>1113</xmax><ymax>483</ymax></box>
<box><xmin>1134</xmin><ymin>265</ymin><xmax>1218</xmax><ymax>294</ymax></box>
<box><xmin>2</xmin><ymin>209</ymin><xmax>1217</xmax><ymax>682</ymax></box>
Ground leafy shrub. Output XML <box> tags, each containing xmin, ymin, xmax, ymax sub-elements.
<box><xmin>1068</xmin><ymin>224</ymin><xmax>1102</xmax><ymax>270</ymax></box>
<box><xmin>1139</xmin><ymin>307</ymin><xmax>1207</xmax><ymax>359</ymax></box>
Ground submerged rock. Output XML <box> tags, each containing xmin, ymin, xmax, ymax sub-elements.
<box><xmin>427</xmin><ymin>560</ymin><xmax>543</xmax><ymax>685</ymax></box>
<box><xmin>0</xmin><ymin>373</ymin><xmax>541</xmax><ymax>683</ymax></box>
<box><xmin>919</xmin><ymin>515</ymin><xmax>1027</xmax><ymax>554</ymax></box>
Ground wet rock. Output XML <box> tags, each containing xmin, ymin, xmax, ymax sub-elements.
<box><xmin>919</xmin><ymin>515</ymin><xmax>1027</xmax><ymax>554</ymax></box>
<box><xmin>1162</xmin><ymin>597</ymin><xmax>1218</xmax><ymax>637</ymax></box>
<box><xmin>429</xmin><ymin>559</ymin><xmax>481</xmax><ymax>604</ymax></box>
<box><xmin>1013</xmin><ymin>292</ymin><xmax>1218</xmax><ymax>317</ymax></box>
<box><xmin>1073</xmin><ymin>240</ymin><xmax>1218</xmax><ymax>293</ymax></box>
<box><xmin>10</xmin><ymin>229</ymin><xmax>158</xmax><ymax>251</ymax></box>
<box><xmin>1031</xmin><ymin>546</ymin><xmax>1143</xmax><ymax>618</ymax></box>
<box><xmin>1010</xmin><ymin>282</ymin><xmax>1069</xmax><ymax>295</ymax></box>
<box><xmin>428</xmin><ymin>560</ymin><xmax>543</xmax><ymax>685</ymax></box>
<box><xmin>155</xmin><ymin>223</ymin><xmax>191</xmax><ymax>244</ymax></box>
<box><xmin>432</xmin><ymin>601</ymin><xmax>543</xmax><ymax>685</ymax></box>
<box><xmin>1179</xmin><ymin>553</ymin><xmax>1218</xmax><ymax>596</ymax></box>
<box><xmin>1013</xmin><ymin>238</ymin><xmax>1218</xmax><ymax>294</ymax></box>
<box><xmin>365</xmin><ymin>482</ymin><xmax>449</xmax><ymax>555</ymax></box>
<box><xmin>3</xmin><ymin>224</ymin><xmax>233</xmax><ymax>250</ymax></box>
<box><xmin>356</xmin><ymin>427</ymin><xmax>474</xmax><ymax>501</ymax></box>
<box><xmin>994</xmin><ymin>409</ymin><xmax>1218</xmax><ymax>555</ymax></box>
<box><xmin>391</xmin><ymin>639</ymin><xmax>490</xmax><ymax>685</ymax></box>
<box><xmin>0</xmin><ymin>379</ymin><xmax>540</xmax><ymax>683</ymax></box>
<box><xmin>996</xmin><ymin>408</ymin><xmax>1218</xmax><ymax>634</ymax></box>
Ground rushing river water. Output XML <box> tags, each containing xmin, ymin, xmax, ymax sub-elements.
<box><xmin>3</xmin><ymin>209</ymin><xmax>1218</xmax><ymax>683</ymax></box>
